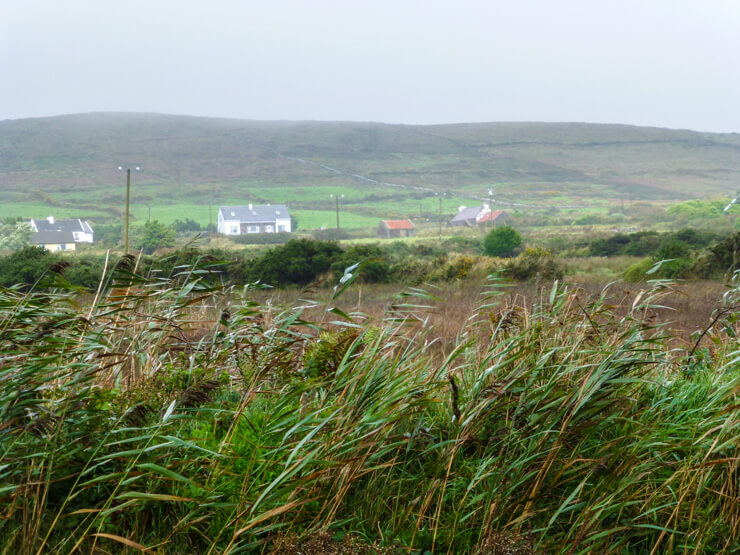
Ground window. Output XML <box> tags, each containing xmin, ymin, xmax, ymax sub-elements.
<box><xmin>278</xmin><ymin>225</ymin><xmax>286</xmax><ymax>232</ymax></box>
<box><xmin>265</xmin><ymin>225</ymin><xmax>273</xmax><ymax>233</ymax></box>
<box><xmin>230</xmin><ymin>226</ymin><xmax>239</xmax><ymax>234</ymax></box>
<box><xmin>247</xmin><ymin>225</ymin><xmax>259</xmax><ymax>233</ymax></box>
<box><xmin>59</xmin><ymin>244</ymin><xmax>66</xmax><ymax>251</ymax></box>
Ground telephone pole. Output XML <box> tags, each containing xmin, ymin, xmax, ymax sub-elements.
<box><xmin>330</xmin><ymin>194</ymin><xmax>344</xmax><ymax>239</ymax></box>
<box><xmin>118</xmin><ymin>166</ymin><xmax>140</xmax><ymax>255</ymax></box>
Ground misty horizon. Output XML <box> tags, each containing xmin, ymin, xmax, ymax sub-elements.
<box><xmin>3</xmin><ymin>110</ymin><xmax>739</xmax><ymax>136</ymax></box>
<box><xmin>4</xmin><ymin>1</ymin><xmax>740</xmax><ymax>134</ymax></box>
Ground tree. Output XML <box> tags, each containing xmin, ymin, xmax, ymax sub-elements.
<box><xmin>171</xmin><ymin>218</ymin><xmax>202</xmax><ymax>233</ymax></box>
<box><xmin>0</xmin><ymin>221</ymin><xmax>32</xmax><ymax>251</ymax></box>
<box><xmin>139</xmin><ymin>220</ymin><xmax>175</xmax><ymax>254</ymax></box>
<box><xmin>484</xmin><ymin>226</ymin><xmax>522</xmax><ymax>257</ymax></box>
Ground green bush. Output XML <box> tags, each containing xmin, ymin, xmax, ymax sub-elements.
<box><xmin>589</xmin><ymin>229</ymin><xmax>717</xmax><ymax>258</ymax></box>
<box><xmin>330</xmin><ymin>244</ymin><xmax>389</xmax><ymax>283</ymax></box>
<box><xmin>139</xmin><ymin>220</ymin><xmax>176</xmax><ymax>254</ymax></box>
<box><xmin>686</xmin><ymin>232</ymin><xmax>740</xmax><ymax>279</ymax></box>
<box><xmin>171</xmin><ymin>218</ymin><xmax>202</xmax><ymax>233</ymax></box>
<box><xmin>237</xmin><ymin>239</ymin><xmax>343</xmax><ymax>286</ymax></box>
<box><xmin>503</xmin><ymin>247</ymin><xmax>563</xmax><ymax>281</ymax></box>
<box><xmin>230</xmin><ymin>232</ymin><xmax>292</xmax><ymax>245</ymax></box>
<box><xmin>483</xmin><ymin>226</ymin><xmax>522</xmax><ymax>257</ymax></box>
<box><xmin>0</xmin><ymin>246</ymin><xmax>53</xmax><ymax>288</ymax></box>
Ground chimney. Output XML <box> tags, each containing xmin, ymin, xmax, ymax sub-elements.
<box><xmin>248</xmin><ymin>203</ymin><xmax>253</xmax><ymax>210</ymax></box>
<box><xmin>47</xmin><ymin>216</ymin><xmax>55</xmax><ymax>224</ymax></box>
<box><xmin>457</xmin><ymin>206</ymin><xmax>466</xmax><ymax>213</ymax></box>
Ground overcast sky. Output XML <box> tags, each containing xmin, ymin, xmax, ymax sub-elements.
<box><xmin>3</xmin><ymin>0</ymin><xmax>740</xmax><ymax>132</ymax></box>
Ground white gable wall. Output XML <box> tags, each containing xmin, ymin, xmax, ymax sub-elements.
<box><xmin>218</xmin><ymin>211</ymin><xmax>242</xmax><ymax>235</ymax></box>
<box><xmin>275</xmin><ymin>217</ymin><xmax>291</xmax><ymax>233</ymax></box>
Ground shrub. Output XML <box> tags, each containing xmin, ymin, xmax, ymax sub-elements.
<box><xmin>230</xmin><ymin>232</ymin><xmax>292</xmax><ymax>245</ymax></box>
<box><xmin>622</xmin><ymin>258</ymin><xmax>655</xmax><ymax>282</ymax></box>
<box><xmin>443</xmin><ymin>255</ymin><xmax>476</xmax><ymax>281</ymax></box>
<box><xmin>139</xmin><ymin>220</ymin><xmax>176</xmax><ymax>254</ymax></box>
<box><xmin>171</xmin><ymin>218</ymin><xmax>202</xmax><ymax>233</ymax></box>
<box><xmin>504</xmin><ymin>247</ymin><xmax>563</xmax><ymax>281</ymax></box>
<box><xmin>589</xmin><ymin>234</ymin><xmax>632</xmax><ymax>256</ymax></box>
<box><xmin>686</xmin><ymin>232</ymin><xmax>740</xmax><ymax>279</ymax></box>
<box><xmin>330</xmin><ymin>244</ymin><xmax>389</xmax><ymax>283</ymax></box>
<box><xmin>0</xmin><ymin>221</ymin><xmax>31</xmax><ymax>251</ymax></box>
<box><xmin>238</xmin><ymin>239</ymin><xmax>343</xmax><ymax>286</ymax></box>
<box><xmin>0</xmin><ymin>246</ymin><xmax>53</xmax><ymax>288</ymax></box>
<box><xmin>484</xmin><ymin>226</ymin><xmax>522</xmax><ymax>257</ymax></box>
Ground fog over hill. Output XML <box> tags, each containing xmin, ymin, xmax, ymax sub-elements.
<box><xmin>2</xmin><ymin>112</ymin><xmax>740</xmax><ymax>204</ymax></box>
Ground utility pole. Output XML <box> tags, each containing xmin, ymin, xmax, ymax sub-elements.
<box><xmin>330</xmin><ymin>194</ymin><xmax>344</xmax><ymax>240</ymax></box>
<box><xmin>438</xmin><ymin>194</ymin><xmax>443</xmax><ymax>238</ymax></box>
<box><xmin>118</xmin><ymin>166</ymin><xmax>140</xmax><ymax>255</ymax></box>
<box><xmin>125</xmin><ymin>169</ymin><xmax>131</xmax><ymax>255</ymax></box>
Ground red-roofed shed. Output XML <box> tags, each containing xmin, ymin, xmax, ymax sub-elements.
<box><xmin>378</xmin><ymin>219</ymin><xmax>416</xmax><ymax>238</ymax></box>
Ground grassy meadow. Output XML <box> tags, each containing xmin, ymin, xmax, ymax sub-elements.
<box><xmin>1</xmin><ymin>256</ymin><xmax>740</xmax><ymax>553</ymax></box>
<box><xmin>4</xmin><ymin>113</ymin><xmax>740</xmax><ymax>552</ymax></box>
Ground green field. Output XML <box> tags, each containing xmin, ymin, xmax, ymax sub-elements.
<box><xmin>3</xmin><ymin>114</ymin><xmax>740</xmax><ymax>224</ymax></box>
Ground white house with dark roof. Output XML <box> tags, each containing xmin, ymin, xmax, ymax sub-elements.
<box><xmin>217</xmin><ymin>204</ymin><xmax>292</xmax><ymax>235</ymax></box>
<box><xmin>29</xmin><ymin>217</ymin><xmax>94</xmax><ymax>251</ymax></box>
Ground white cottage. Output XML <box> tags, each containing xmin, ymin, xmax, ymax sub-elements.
<box><xmin>30</xmin><ymin>217</ymin><xmax>94</xmax><ymax>244</ymax></box>
<box><xmin>217</xmin><ymin>204</ymin><xmax>292</xmax><ymax>235</ymax></box>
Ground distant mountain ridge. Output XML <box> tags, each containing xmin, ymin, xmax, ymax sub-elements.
<box><xmin>2</xmin><ymin>112</ymin><xmax>739</xmax><ymax>203</ymax></box>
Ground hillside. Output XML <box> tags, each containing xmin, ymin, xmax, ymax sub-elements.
<box><xmin>1</xmin><ymin>113</ymin><xmax>740</xmax><ymax>224</ymax></box>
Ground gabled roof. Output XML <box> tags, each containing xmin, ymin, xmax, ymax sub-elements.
<box><xmin>31</xmin><ymin>231</ymin><xmax>75</xmax><ymax>245</ymax></box>
<box><xmin>219</xmin><ymin>205</ymin><xmax>290</xmax><ymax>223</ymax></box>
<box><xmin>381</xmin><ymin>219</ymin><xmax>415</xmax><ymax>230</ymax></box>
<box><xmin>478</xmin><ymin>210</ymin><xmax>506</xmax><ymax>222</ymax></box>
<box><xmin>32</xmin><ymin>219</ymin><xmax>93</xmax><ymax>234</ymax></box>
<box><xmin>450</xmin><ymin>206</ymin><xmax>485</xmax><ymax>223</ymax></box>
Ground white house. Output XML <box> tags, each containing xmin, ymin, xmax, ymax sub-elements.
<box><xmin>30</xmin><ymin>217</ymin><xmax>94</xmax><ymax>244</ymax></box>
<box><xmin>217</xmin><ymin>204</ymin><xmax>292</xmax><ymax>235</ymax></box>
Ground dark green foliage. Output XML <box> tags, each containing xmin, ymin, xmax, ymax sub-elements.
<box><xmin>686</xmin><ymin>232</ymin><xmax>740</xmax><ymax>279</ymax></box>
<box><xmin>62</xmin><ymin>256</ymin><xmax>107</xmax><ymax>289</ymax></box>
<box><xmin>484</xmin><ymin>226</ymin><xmax>522</xmax><ymax>257</ymax></box>
<box><xmin>330</xmin><ymin>244</ymin><xmax>389</xmax><ymax>283</ymax></box>
<box><xmin>589</xmin><ymin>229</ymin><xmax>718</xmax><ymax>257</ymax></box>
<box><xmin>91</xmin><ymin>223</ymin><xmax>122</xmax><ymax>246</ymax></box>
<box><xmin>230</xmin><ymin>232</ymin><xmax>292</xmax><ymax>245</ymax></box>
<box><xmin>0</xmin><ymin>246</ymin><xmax>53</xmax><ymax>288</ymax></box>
<box><xmin>238</xmin><ymin>239</ymin><xmax>343</xmax><ymax>286</ymax></box>
<box><xmin>140</xmin><ymin>220</ymin><xmax>176</xmax><ymax>254</ymax></box>
<box><xmin>170</xmin><ymin>218</ymin><xmax>202</xmax><ymax>233</ymax></box>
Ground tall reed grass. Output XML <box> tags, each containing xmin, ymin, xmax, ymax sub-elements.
<box><xmin>1</xmin><ymin>256</ymin><xmax>739</xmax><ymax>553</ymax></box>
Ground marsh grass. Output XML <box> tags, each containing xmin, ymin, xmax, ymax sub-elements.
<box><xmin>1</xmin><ymin>257</ymin><xmax>739</xmax><ymax>553</ymax></box>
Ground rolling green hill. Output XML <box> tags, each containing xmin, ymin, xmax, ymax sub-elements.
<box><xmin>1</xmin><ymin>113</ymin><xmax>739</xmax><ymax>226</ymax></box>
